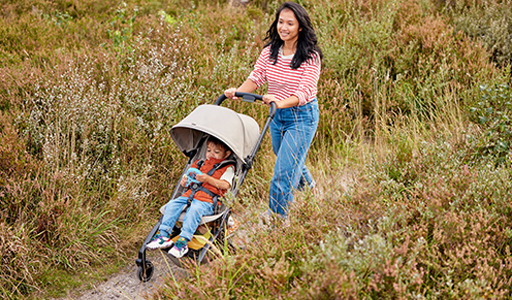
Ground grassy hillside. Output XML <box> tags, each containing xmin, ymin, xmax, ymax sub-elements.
<box><xmin>1</xmin><ymin>0</ymin><xmax>511</xmax><ymax>299</ymax></box>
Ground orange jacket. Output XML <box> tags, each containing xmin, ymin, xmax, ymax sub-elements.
<box><xmin>181</xmin><ymin>157</ymin><xmax>233</xmax><ymax>204</ymax></box>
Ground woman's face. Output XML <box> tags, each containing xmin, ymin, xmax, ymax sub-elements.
<box><xmin>277</xmin><ymin>8</ymin><xmax>301</xmax><ymax>45</ymax></box>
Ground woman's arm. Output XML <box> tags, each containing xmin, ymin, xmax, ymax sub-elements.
<box><xmin>225</xmin><ymin>47</ymin><xmax>269</xmax><ymax>99</ymax></box>
<box><xmin>224</xmin><ymin>79</ymin><xmax>258</xmax><ymax>99</ymax></box>
<box><xmin>262</xmin><ymin>94</ymin><xmax>299</xmax><ymax>108</ymax></box>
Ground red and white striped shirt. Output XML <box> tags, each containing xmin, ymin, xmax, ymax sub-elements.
<box><xmin>249</xmin><ymin>46</ymin><xmax>321</xmax><ymax>106</ymax></box>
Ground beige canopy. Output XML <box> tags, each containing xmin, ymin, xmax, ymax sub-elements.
<box><xmin>170</xmin><ymin>104</ymin><xmax>260</xmax><ymax>162</ymax></box>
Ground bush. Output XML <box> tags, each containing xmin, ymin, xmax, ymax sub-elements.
<box><xmin>469</xmin><ymin>84</ymin><xmax>512</xmax><ymax>165</ymax></box>
<box><xmin>449</xmin><ymin>0</ymin><xmax>512</xmax><ymax>68</ymax></box>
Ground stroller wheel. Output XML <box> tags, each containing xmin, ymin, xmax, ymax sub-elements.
<box><xmin>137</xmin><ymin>260</ymin><xmax>154</xmax><ymax>282</ymax></box>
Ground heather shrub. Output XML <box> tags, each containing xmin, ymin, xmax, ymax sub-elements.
<box><xmin>449</xmin><ymin>0</ymin><xmax>512</xmax><ymax>68</ymax></box>
<box><xmin>307</xmin><ymin>0</ymin><xmax>501</xmax><ymax>150</ymax></box>
<box><xmin>286</xmin><ymin>132</ymin><xmax>511</xmax><ymax>299</ymax></box>
<box><xmin>0</xmin><ymin>113</ymin><xmax>42</xmax><ymax>297</ymax></box>
<box><xmin>361</xmin><ymin>134</ymin><xmax>512</xmax><ymax>298</ymax></box>
<box><xmin>1</xmin><ymin>13</ymin><xmax>198</xmax><ymax>296</ymax></box>
<box><xmin>468</xmin><ymin>84</ymin><xmax>512</xmax><ymax>165</ymax></box>
<box><xmin>0</xmin><ymin>0</ymin><xmax>122</xmax><ymax>67</ymax></box>
<box><xmin>153</xmin><ymin>127</ymin><xmax>512</xmax><ymax>299</ymax></box>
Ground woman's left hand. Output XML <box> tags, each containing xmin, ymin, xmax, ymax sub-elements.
<box><xmin>262</xmin><ymin>94</ymin><xmax>278</xmax><ymax>107</ymax></box>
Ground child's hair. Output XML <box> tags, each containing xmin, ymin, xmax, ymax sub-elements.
<box><xmin>208</xmin><ymin>136</ymin><xmax>230</xmax><ymax>153</ymax></box>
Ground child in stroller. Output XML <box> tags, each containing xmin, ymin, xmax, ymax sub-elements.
<box><xmin>136</xmin><ymin>94</ymin><xmax>276</xmax><ymax>282</ymax></box>
<box><xmin>146</xmin><ymin>136</ymin><xmax>235</xmax><ymax>258</ymax></box>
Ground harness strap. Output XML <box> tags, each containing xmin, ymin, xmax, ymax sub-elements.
<box><xmin>185</xmin><ymin>159</ymin><xmax>235</xmax><ymax>214</ymax></box>
<box><xmin>185</xmin><ymin>159</ymin><xmax>206</xmax><ymax>203</ymax></box>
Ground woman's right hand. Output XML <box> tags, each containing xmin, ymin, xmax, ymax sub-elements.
<box><xmin>224</xmin><ymin>88</ymin><xmax>238</xmax><ymax>100</ymax></box>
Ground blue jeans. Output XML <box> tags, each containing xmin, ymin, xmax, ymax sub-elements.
<box><xmin>269</xmin><ymin>99</ymin><xmax>319</xmax><ymax>217</ymax></box>
<box><xmin>159</xmin><ymin>196</ymin><xmax>213</xmax><ymax>242</ymax></box>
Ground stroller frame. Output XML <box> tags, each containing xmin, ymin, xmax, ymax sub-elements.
<box><xmin>136</xmin><ymin>92</ymin><xmax>276</xmax><ymax>282</ymax></box>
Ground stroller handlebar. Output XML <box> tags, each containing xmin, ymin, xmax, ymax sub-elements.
<box><xmin>215</xmin><ymin>92</ymin><xmax>277</xmax><ymax>119</ymax></box>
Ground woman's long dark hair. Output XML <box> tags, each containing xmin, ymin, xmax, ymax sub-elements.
<box><xmin>264</xmin><ymin>1</ymin><xmax>323</xmax><ymax>69</ymax></box>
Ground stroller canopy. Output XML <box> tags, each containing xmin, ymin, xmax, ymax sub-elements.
<box><xmin>170</xmin><ymin>104</ymin><xmax>260</xmax><ymax>162</ymax></box>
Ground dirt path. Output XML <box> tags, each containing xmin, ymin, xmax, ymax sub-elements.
<box><xmin>56</xmin><ymin>227</ymin><xmax>249</xmax><ymax>300</ymax></box>
<box><xmin>52</xmin><ymin>210</ymin><xmax>252</xmax><ymax>300</ymax></box>
<box><xmin>55</xmin><ymin>251</ymin><xmax>181</xmax><ymax>300</ymax></box>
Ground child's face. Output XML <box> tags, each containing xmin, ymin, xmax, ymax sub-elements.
<box><xmin>206</xmin><ymin>142</ymin><xmax>230</xmax><ymax>160</ymax></box>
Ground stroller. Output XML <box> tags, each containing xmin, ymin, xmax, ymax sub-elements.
<box><xmin>136</xmin><ymin>92</ymin><xmax>276</xmax><ymax>282</ymax></box>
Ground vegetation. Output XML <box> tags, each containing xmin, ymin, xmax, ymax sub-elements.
<box><xmin>1</xmin><ymin>0</ymin><xmax>511</xmax><ymax>299</ymax></box>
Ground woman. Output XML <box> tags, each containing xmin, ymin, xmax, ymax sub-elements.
<box><xmin>225</xmin><ymin>1</ymin><xmax>322</xmax><ymax>218</ymax></box>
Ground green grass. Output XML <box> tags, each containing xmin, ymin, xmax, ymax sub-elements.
<box><xmin>1</xmin><ymin>0</ymin><xmax>511</xmax><ymax>299</ymax></box>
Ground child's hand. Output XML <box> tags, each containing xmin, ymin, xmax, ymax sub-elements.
<box><xmin>195</xmin><ymin>174</ymin><xmax>230</xmax><ymax>191</ymax></box>
<box><xmin>195</xmin><ymin>173</ymin><xmax>209</xmax><ymax>183</ymax></box>
<box><xmin>180</xmin><ymin>175</ymin><xmax>187</xmax><ymax>187</ymax></box>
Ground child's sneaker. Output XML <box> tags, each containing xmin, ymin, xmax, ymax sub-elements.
<box><xmin>168</xmin><ymin>237</ymin><xmax>189</xmax><ymax>258</ymax></box>
<box><xmin>146</xmin><ymin>233</ymin><xmax>173</xmax><ymax>249</ymax></box>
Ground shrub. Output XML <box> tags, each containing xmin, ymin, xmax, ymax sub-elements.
<box><xmin>1</xmin><ymin>10</ymin><xmax>196</xmax><ymax>297</ymax></box>
<box><xmin>449</xmin><ymin>0</ymin><xmax>512</xmax><ymax>68</ymax></box>
<box><xmin>469</xmin><ymin>84</ymin><xmax>512</xmax><ymax>165</ymax></box>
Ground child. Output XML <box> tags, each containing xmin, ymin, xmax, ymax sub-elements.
<box><xmin>146</xmin><ymin>136</ymin><xmax>235</xmax><ymax>258</ymax></box>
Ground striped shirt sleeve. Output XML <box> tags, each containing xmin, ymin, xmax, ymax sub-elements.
<box><xmin>293</xmin><ymin>53</ymin><xmax>321</xmax><ymax>106</ymax></box>
<box><xmin>248</xmin><ymin>46</ymin><xmax>321</xmax><ymax>106</ymax></box>
<box><xmin>248</xmin><ymin>47</ymin><xmax>270</xmax><ymax>88</ymax></box>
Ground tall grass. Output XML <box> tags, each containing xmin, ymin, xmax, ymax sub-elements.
<box><xmin>0</xmin><ymin>0</ymin><xmax>511</xmax><ymax>299</ymax></box>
